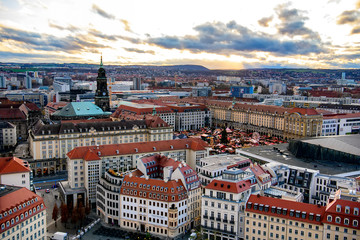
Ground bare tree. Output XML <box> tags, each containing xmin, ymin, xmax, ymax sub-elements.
<box><xmin>52</xmin><ymin>204</ymin><xmax>59</xmax><ymax>227</ymax></box>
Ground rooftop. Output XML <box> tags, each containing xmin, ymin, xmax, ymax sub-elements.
<box><xmin>52</xmin><ymin>102</ymin><xmax>111</xmax><ymax>117</ymax></box>
<box><xmin>199</xmin><ymin>154</ymin><xmax>251</xmax><ymax>172</ymax></box>
<box><xmin>0</xmin><ymin>157</ymin><xmax>30</xmax><ymax>175</ymax></box>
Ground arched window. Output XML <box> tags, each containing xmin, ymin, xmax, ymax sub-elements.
<box><xmin>327</xmin><ymin>215</ymin><xmax>332</xmax><ymax>222</ymax></box>
<box><xmin>335</xmin><ymin>217</ymin><xmax>341</xmax><ymax>223</ymax></box>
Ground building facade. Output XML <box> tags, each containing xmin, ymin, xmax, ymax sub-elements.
<box><xmin>0</xmin><ymin>185</ymin><xmax>46</xmax><ymax>240</ymax></box>
<box><xmin>0</xmin><ymin>157</ymin><xmax>32</xmax><ymax>191</ymax></box>
<box><xmin>28</xmin><ymin>116</ymin><xmax>172</xmax><ymax>175</ymax></box>
<box><xmin>0</xmin><ymin>122</ymin><xmax>16</xmax><ymax>149</ymax></box>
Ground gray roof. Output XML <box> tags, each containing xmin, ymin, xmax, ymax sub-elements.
<box><xmin>302</xmin><ymin>135</ymin><xmax>360</xmax><ymax>156</ymax></box>
<box><xmin>32</xmin><ymin>119</ymin><xmax>149</xmax><ymax>136</ymax></box>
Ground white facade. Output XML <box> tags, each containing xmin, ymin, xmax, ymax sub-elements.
<box><xmin>0</xmin><ymin>172</ymin><xmax>31</xmax><ymax>191</ymax></box>
<box><xmin>322</xmin><ymin>114</ymin><xmax>360</xmax><ymax>136</ymax></box>
<box><xmin>0</xmin><ymin>122</ymin><xmax>17</xmax><ymax>148</ymax></box>
<box><xmin>53</xmin><ymin>80</ymin><xmax>70</xmax><ymax>92</ymax></box>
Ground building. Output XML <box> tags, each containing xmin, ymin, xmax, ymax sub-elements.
<box><xmin>269</xmin><ymin>82</ymin><xmax>287</xmax><ymax>94</ymax></box>
<box><xmin>209</xmin><ymin>100</ymin><xmax>323</xmax><ymax>139</ymax></box>
<box><xmin>245</xmin><ymin>194</ymin><xmax>325</xmax><ymax>240</ymax></box>
<box><xmin>111</xmin><ymin>102</ymin><xmax>176</xmax><ymax>129</ymax></box>
<box><xmin>94</xmin><ymin>57</ymin><xmax>110</xmax><ymax>111</ymax></box>
<box><xmin>230</xmin><ymin>86</ymin><xmax>254</xmax><ymax>98</ymax></box>
<box><xmin>245</xmin><ymin>194</ymin><xmax>360</xmax><ymax>240</ymax></box>
<box><xmin>29</xmin><ymin>116</ymin><xmax>173</xmax><ymax>175</ymax></box>
<box><xmin>44</xmin><ymin>102</ymin><xmax>68</xmax><ymax>119</ymax></box>
<box><xmin>322</xmin><ymin>113</ymin><xmax>360</xmax><ymax>136</ymax></box>
<box><xmin>317</xmin><ymin>104</ymin><xmax>360</xmax><ymax>114</ymax></box>
<box><xmin>0</xmin><ymin>105</ymin><xmax>27</xmax><ymax>141</ymax></box>
<box><xmin>0</xmin><ymin>185</ymin><xmax>47</xmax><ymax>240</ymax></box>
<box><xmin>53</xmin><ymin>80</ymin><xmax>70</xmax><ymax>92</ymax></box>
<box><xmin>0</xmin><ymin>157</ymin><xmax>32</xmax><ymax>191</ymax></box>
<box><xmin>5</xmin><ymin>92</ymin><xmax>48</xmax><ymax>107</ymax></box>
<box><xmin>167</xmin><ymin>103</ymin><xmax>211</xmax><ymax>131</ymax></box>
<box><xmin>202</xmin><ymin>168</ymin><xmax>257</xmax><ymax>240</ymax></box>
<box><xmin>0</xmin><ymin>122</ymin><xmax>16</xmax><ymax>149</ymax></box>
<box><xmin>0</xmin><ymin>74</ymin><xmax>6</xmax><ymax>88</ymax></box>
<box><xmin>192</xmin><ymin>87</ymin><xmax>212</xmax><ymax>97</ymax></box>
<box><xmin>61</xmin><ymin>138</ymin><xmax>208</xmax><ymax>207</ymax></box>
<box><xmin>24</xmin><ymin>75</ymin><xmax>32</xmax><ymax>89</ymax></box>
<box><xmin>283</xmin><ymin>108</ymin><xmax>323</xmax><ymax>139</ymax></box>
<box><xmin>196</xmin><ymin>155</ymin><xmax>251</xmax><ymax>186</ymax></box>
<box><xmin>96</xmin><ymin>154</ymin><xmax>202</xmax><ymax>239</ymax></box>
<box><xmin>51</xmin><ymin>102</ymin><xmax>111</xmax><ymax>120</ymax></box>
<box><xmin>133</xmin><ymin>77</ymin><xmax>142</xmax><ymax>90</ymax></box>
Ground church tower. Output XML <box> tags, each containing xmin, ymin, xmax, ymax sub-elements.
<box><xmin>95</xmin><ymin>56</ymin><xmax>110</xmax><ymax>111</ymax></box>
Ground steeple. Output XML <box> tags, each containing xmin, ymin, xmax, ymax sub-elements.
<box><xmin>152</xmin><ymin>106</ymin><xmax>156</xmax><ymax>116</ymax></box>
<box><xmin>100</xmin><ymin>54</ymin><xmax>103</xmax><ymax>68</ymax></box>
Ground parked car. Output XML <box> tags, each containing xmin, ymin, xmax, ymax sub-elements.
<box><xmin>45</xmin><ymin>189</ymin><xmax>50</xmax><ymax>193</ymax></box>
<box><xmin>35</xmin><ymin>187</ymin><xmax>41</xmax><ymax>190</ymax></box>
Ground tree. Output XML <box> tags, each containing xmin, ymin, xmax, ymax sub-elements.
<box><xmin>220</xmin><ymin>128</ymin><xmax>228</xmax><ymax>144</ymax></box>
<box><xmin>85</xmin><ymin>198</ymin><xmax>91</xmax><ymax>216</ymax></box>
<box><xmin>77</xmin><ymin>202</ymin><xmax>85</xmax><ymax>227</ymax></box>
<box><xmin>60</xmin><ymin>202</ymin><xmax>68</xmax><ymax>227</ymax></box>
<box><xmin>52</xmin><ymin>204</ymin><xmax>59</xmax><ymax>227</ymax></box>
<box><xmin>71</xmin><ymin>207</ymin><xmax>78</xmax><ymax>228</ymax></box>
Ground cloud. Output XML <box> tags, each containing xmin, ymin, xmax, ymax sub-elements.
<box><xmin>92</xmin><ymin>4</ymin><xmax>115</xmax><ymax>20</ymax></box>
<box><xmin>124</xmin><ymin>48</ymin><xmax>155</xmax><ymax>54</ymax></box>
<box><xmin>48</xmin><ymin>22</ymin><xmax>80</xmax><ymax>32</ymax></box>
<box><xmin>275</xmin><ymin>4</ymin><xmax>321</xmax><ymax>40</ymax></box>
<box><xmin>258</xmin><ymin>16</ymin><xmax>273</xmax><ymax>27</ymax></box>
<box><xmin>120</xmin><ymin>19</ymin><xmax>132</xmax><ymax>32</ymax></box>
<box><xmin>336</xmin><ymin>2</ymin><xmax>360</xmax><ymax>34</ymax></box>
<box><xmin>337</xmin><ymin>10</ymin><xmax>360</xmax><ymax>24</ymax></box>
<box><xmin>0</xmin><ymin>25</ymin><xmax>108</xmax><ymax>53</ymax></box>
<box><xmin>146</xmin><ymin>21</ymin><xmax>325</xmax><ymax>55</ymax></box>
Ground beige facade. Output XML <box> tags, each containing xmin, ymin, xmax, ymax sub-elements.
<box><xmin>0</xmin><ymin>122</ymin><xmax>16</xmax><ymax>148</ymax></box>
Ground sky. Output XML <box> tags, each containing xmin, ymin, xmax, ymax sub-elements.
<box><xmin>0</xmin><ymin>0</ymin><xmax>359</xmax><ymax>69</ymax></box>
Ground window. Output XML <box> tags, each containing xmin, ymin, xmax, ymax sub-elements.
<box><xmin>327</xmin><ymin>215</ymin><xmax>332</xmax><ymax>222</ymax></box>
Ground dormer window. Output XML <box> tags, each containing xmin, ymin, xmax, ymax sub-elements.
<box><xmin>335</xmin><ymin>217</ymin><xmax>342</xmax><ymax>224</ymax></box>
<box><xmin>345</xmin><ymin>206</ymin><xmax>350</xmax><ymax>214</ymax></box>
<box><xmin>354</xmin><ymin>208</ymin><xmax>359</xmax><ymax>215</ymax></box>
<box><xmin>336</xmin><ymin>205</ymin><xmax>341</xmax><ymax>212</ymax></box>
<box><xmin>344</xmin><ymin>218</ymin><xmax>349</xmax><ymax>225</ymax></box>
<box><xmin>354</xmin><ymin>220</ymin><xmax>358</xmax><ymax>227</ymax></box>
<box><xmin>327</xmin><ymin>215</ymin><xmax>332</xmax><ymax>222</ymax></box>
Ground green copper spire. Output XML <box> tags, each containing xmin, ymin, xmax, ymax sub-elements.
<box><xmin>100</xmin><ymin>54</ymin><xmax>103</xmax><ymax>68</ymax></box>
<box><xmin>152</xmin><ymin>106</ymin><xmax>156</xmax><ymax>116</ymax></box>
<box><xmin>232</xmin><ymin>97</ymin><xmax>236</xmax><ymax>106</ymax></box>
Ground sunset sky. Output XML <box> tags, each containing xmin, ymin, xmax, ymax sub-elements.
<box><xmin>0</xmin><ymin>0</ymin><xmax>359</xmax><ymax>69</ymax></box>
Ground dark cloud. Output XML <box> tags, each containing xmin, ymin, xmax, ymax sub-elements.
<box><xmin>337</xmin><ymin>2</ymin><xmax>360</xmax><ymax>34</ymax></box>
<box><xmin>146</xmin><ymin>21</ymin><xmax>325</xmax><ymax>55</ymax></box>
<box><xmin>0</xmin><ymin>25</ymin><xmax>108</xmax><ymax>53</ymax></box>
<box><xmin>258</xmin><ymin>16</ymin><xmax>273</xmax><ymax>27</ymax></box>
<box><xmin>275</xmin><ymin>5</ymin><xmax>320</xmax><ymax>40</ymax></box>
<box><xmin>124</xmin><ymin>48</ymin><xmax>155</xmax><ymax>54</ymax></box>
<box><xmin>337</xmin><ymin>10</ymin><xmax>360</xmax><ymax>24</ymax></box>
<box><xmin>92</xmin><ymin>4</ymin><xmax>115</xmax><ymax>20</ymax></box>
<box><xmin>48</xmin><ymin>22</ymin><xmax>80</xmax><ymax>32</ymax></box>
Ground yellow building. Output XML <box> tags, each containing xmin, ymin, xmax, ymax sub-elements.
<box><xmin>207</xmin><ymin>100</ymin><xmax>322</xmax><ymax>139</ymax></box>
<box><xmin>28</xmin><ymin>116</ymin><xmax>173</xmax><ymax>176</ymax></box>
<box><xmin>245</xmin><ymin>194</ymin><xmax>360</xmax><ymax>240</ymax></box>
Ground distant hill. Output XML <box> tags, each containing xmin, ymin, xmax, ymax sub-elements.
<box><xmin>163</xmin><ymin>65</ymin><xmax>209</xmax><ymax>71</ymax></box>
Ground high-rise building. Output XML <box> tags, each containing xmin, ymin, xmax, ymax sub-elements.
<box><xmin>0</xmin><ymin>74</ymin><xmax>6</xmax><ymax>88</ymax></box>
<box><xmin>133</xmin><ymin>77</ymin><xmax>142</xmax><ymax>90</ymax></box>
<box><xmin>25</xmin><ymin>75</ymin><xmax>32</xmax><ymax>89</ymax></box>
<box><xmin>95</xmin><ymin>56</ymin><xmax>110</xmax><ymax>111</ymax></box>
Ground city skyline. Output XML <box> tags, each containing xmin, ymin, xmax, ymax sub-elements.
<box><xmin>0</xmin><ymin>0</ymin><xmax>359</xmax><ymax>69</ymax></box>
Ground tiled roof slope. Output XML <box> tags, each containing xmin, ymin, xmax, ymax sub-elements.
<box><xmin>0</xmin><ymin>157</ymin><xmax>30</xmax><ymax>175</ymax></box>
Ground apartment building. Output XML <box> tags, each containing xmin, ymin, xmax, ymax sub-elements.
<box><xmin>0</xmin><ymin>122</ymin><xmax>16</xmax><ymax>149</ymax></box>
<box><xmin>245</xmin><ymin>194</ymin><xmax>360</xmax><ymax>240</ymax></box>
<box><xmin>208</xmin><ymin>100</ymin><xmax>322</xmax><ymax>139</ymax></box>
<box><xmin>0</xmin><ymin>157</ymin><xmax>32</xmax><ymax>191</ymax></box>
<box><xmin>96</xmin><ymin>154</ymin><xmax>201</xmax><ymax>239</ymax></box>
<box><xmin>0</xmin><ymin>185</ymin><xmax>47</xmax><ymax>240</ymax></box>
<box><xmin>245</xmin><ymin>194</ymin><xmax>325</xmax><ymax>240</ymax></box>
<box><xmin>62</xmin><ymin>138</ymin><xmax>208</xmax><ymax>207</ymax></box>
<box><xmin>28</xmin><ymin>116</ymin><xmax>172</xmax><ymax>175</ymax></box>
<box><xmin>202</xmin><ymin>168</ymin><xmax>257</xmax><ymax>240</ymax></box>
<box><xmin>196</xmin><ymin>155</ymin><xmax>251</xmax><ymax>186</ymax></box>
<box><xmin>263</xmin><ymin>162</ymin><xmax>357</xmax><ymax>205</ymax></box>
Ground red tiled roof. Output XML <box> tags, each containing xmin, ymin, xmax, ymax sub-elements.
<box><xmin>0</xmin><ymin>108</ymin><xmax>26</xmax><ymax>120</ymax></box>
<box><xmin>206</xmin><ymin>179</ymin><xmax>252</xmax><ymax>194</ymax></box>
<box><xmin>23</xmin><ymin>102</ymin><xmax>40</xmax><ymax>111</ymax></box>
<box><xmin>324</xmin><ymin>199</ymin><xmax>360</xmax><ymax>230</ymax></box>
<box><xmin>289</xmin><ymin>107</ymin><xmax>320</xmax><ymax>116</ymax></box>
<box><xmin>67</xmin><ymin>138</ymin><xmax>208</xmax><ymax>160</ymax></box>
<box><xmin>0</xmin><ymin>187</ymin><xmax>46</xmax><ymax>233</ymax></box>
<box><xmin>121</xmin><ymin>174</ymin><xmax>188</xmax><ymax>202</ymax></box>
<box><xmin>0</xmin><ymin>157</ymin><xmax>30</xmax><ymax>175</ymax></box>
<box><xmin>111</xmin><ymin>104</ymin><xmax>172</xmax><ymax>118</ymax></box>
<box><xmin>323</xmin><ymin>112</ymin><xmax>360</xmax><ymax>119</ymax></box>
<box><xmin>246</xmin><ymin>195</ymin><xmax>326</xmax><ymax>225</ymax></box>
<box><xmin>248</xmin><ymin>164</ymin><xmax>271</xmax><ymax>184</ymax></box>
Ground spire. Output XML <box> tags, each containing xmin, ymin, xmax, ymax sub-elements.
<box><xmin>100</xmin><ymin>53</ymin><xmax>103</xmax><ymax>68</ymax></box>
<box><xmin>232</xmin><ymin>97</ymin><xmax>236</xmax><ymax>106</ymax></box>
<box><xmin>152</xmin><ymin>106</ymin><xmax>156</xmax><ymax>116</ymax></box>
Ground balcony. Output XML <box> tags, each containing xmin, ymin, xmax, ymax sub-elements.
<box><xmin>223</xmin><ymin>219</ymin><xmax>228</xmax><ymax>223</ymax></box>
<box><xmin>312</xmin><ymin>195</ymin><xmax>320</xmax><ymax>200</ymax></box>
<box><xmin>216</xmin><ymin>218</ymin><xmax>221</xmax><ymax>221</ymax></box>
<box><xmin>203</xmin><ymin>215</ymin><xmax>208</xmax><ymax>219</ymax></box>
<box><xmin>320</xmin><ymin>190</ymin><xmax>330</xmax><ymax>196</ymax></box>
<box><xmin>209</xmin><ymin>216</ymin><xmax>215</xmax><ymax>220</ymax></box>
<box><xmin>230</xmin><ymin>220</ymin><xmax>235</xmax><ymax>224</ymax></box>
<box><xmin>327</xmin><ymin>183</ymin><xmax>337</xmax><ymax>188</ymax></box>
